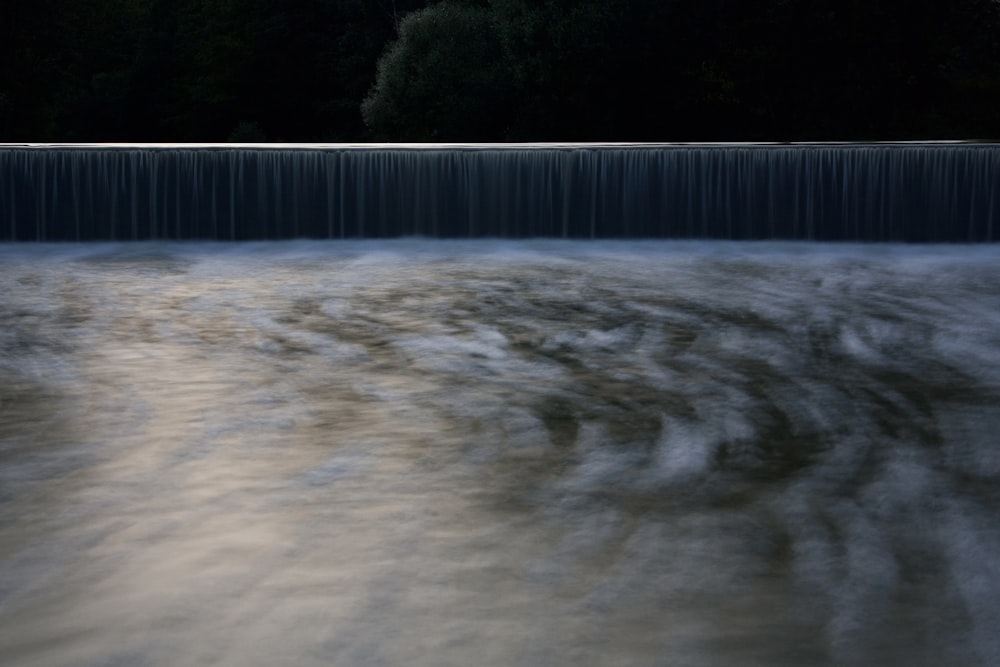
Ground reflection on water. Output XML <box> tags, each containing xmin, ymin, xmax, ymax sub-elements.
<box><xmin>1</xmin><ymin>240</ymin><xmax>1000</xmax><ymax>666</ymax></box>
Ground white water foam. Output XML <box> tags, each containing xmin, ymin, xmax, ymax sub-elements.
<box><xmin>1</xmin><ymin>240</ymin><xmax>999</xmax><ymax>666</ymax></box>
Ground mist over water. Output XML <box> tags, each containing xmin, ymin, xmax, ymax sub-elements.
<box><xmin>2</xmin><ymin>240</ymin><xmax>1000</xmax><ymax>666</ymax></box>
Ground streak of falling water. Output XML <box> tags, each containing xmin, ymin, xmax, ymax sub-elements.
<box><xmin>1</xmin><ymin>240</ymin><xmax>1000</xmax><ymax>666</ymax></box>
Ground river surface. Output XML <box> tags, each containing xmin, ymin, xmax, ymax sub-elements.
<box><xmin>1</xmin><ymin>240</ymin><xmax>999</xmax><ymax>666</ymax></box>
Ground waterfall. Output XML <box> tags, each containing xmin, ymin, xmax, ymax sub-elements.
<box><xmin>1</xmin><ymin>143</ymin><xmax>998</xmax><ymax>241</ymax></box>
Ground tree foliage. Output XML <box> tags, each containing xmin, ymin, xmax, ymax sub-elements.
<box><xmin>362</xmin><ymin>3</ymin><xmax>509</xmax><ymax>140</ymax></box>
<box><xmin>1</xmin><ymin>0</ymin><xmax>998</xmax><ymax>141</ymax></box>
<box><xmin>366</xmin><ymin>0</ymin><xmax>1000</xmax><ymax>141</ymax></box>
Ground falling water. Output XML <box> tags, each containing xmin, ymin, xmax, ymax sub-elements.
<box><xmin>1</xmin><ymin>143</ymin><xmax>998</xmax><ymax>241</ymax></box>
<box><xmin>2</xmin><ymin>144</ymin><xmax>1000</xmax><ymax>665</ymax></box>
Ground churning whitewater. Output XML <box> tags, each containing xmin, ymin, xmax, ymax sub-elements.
<box><xmin>1</xmin><ymin>240</ymin><xmax>999</xmax><ymax>666</ymax></box>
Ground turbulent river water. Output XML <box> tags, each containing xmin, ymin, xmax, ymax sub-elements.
<box><xmin>1</xmin><ymin>240</ymin><xmax>999</xmax><ymax>666</ymax></box>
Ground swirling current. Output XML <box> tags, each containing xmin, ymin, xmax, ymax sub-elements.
<box><xmin>1</xmin><ymin>240</ymin><xmax>999</xmax><ymax>666</ymax></box>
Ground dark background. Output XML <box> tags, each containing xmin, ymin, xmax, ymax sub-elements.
<box><xmin>2</xmin><ymin>0</ymin><xmax>998</xmax><ymax>142</ymax></box>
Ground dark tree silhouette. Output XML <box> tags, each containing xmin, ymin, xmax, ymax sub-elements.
<box><xmin>1</xmin><ymin>0</ymin><xmax>998</xmax><ymax>141</ymax></box>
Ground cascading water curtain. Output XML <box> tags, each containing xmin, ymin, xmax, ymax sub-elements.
<box><xmin>1</xmin><ymin>144</ymin><xmax>998</xmax><ymax>241</ymax></box>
